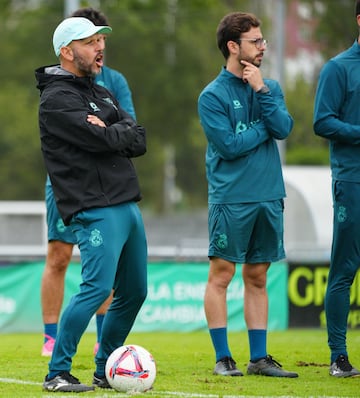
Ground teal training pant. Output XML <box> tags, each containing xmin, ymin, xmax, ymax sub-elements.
<box><xmin>326</xmin><ymin>180</ymin><xmax>360</xmax><ymax>361</ymax></box>
<box><xmin>48</xmin><ymin>202</ymin><xmax>147</xmax><ymax>376</ymax></box>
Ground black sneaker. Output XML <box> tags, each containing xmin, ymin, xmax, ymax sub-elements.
<box><xmin>247</xmin><ymin>355</ymin><xmax>298</xmax><ymax>378</ymax></box>
<box><xmin>330</xmin><ymin>355</ymin><xmax>360</xmax><ymax>378</ymax></box>
<box><xmin>43</xmin><ymin>371</ymin><xmax>95</xmax><ymax>392</ymax></box>
<box><xmin>93</xmin><ymin>373</ymin><xmax>112</xmax><ymax>389</ymax></box>
<box><xmin>213</xmin><ymin>356</ymin><xmax>243</xmax><ymax>376</ymax></box>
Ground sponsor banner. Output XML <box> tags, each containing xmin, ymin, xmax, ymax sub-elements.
<box><xmin>0</xmin><ymin>261</ymin><xmax>288</xmax><ymax>333</ymax></box>
<box><xmin>288</xmin><ymin>263</ymin><xmax>360</xmax><ymax>328</ymax></box>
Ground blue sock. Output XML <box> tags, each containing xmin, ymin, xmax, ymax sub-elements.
<box><xmin>209</xmin><ymin>327</ymin><xmax>231</xmax><ymax>362</ymax></box>
<box><xmin>248</xmin><ymin>329</ymin><xmax>267</xmax><ymax>362</ymax></box>
<box><xmin>96</xmin><ymin>314</ymin><xmax>105</xmax><ymax>343</ymax></box>
<box><xmin>44</xmin><ymin>323</ymin><xmax>57</xmax><ymax>342</ymax></box>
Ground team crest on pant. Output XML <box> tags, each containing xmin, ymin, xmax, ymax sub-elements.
<box><xmin>56</xmin><ymin>218</ymin><xmax>66</xmax><ymax>233</ymax></box>
<box><xmin>337</xmin><ymin>205</ymin><xmax>347</xmax><ymax>223</ymax></box>
<box><xmin>216</xmin><ymin>233</ymin><xmax>228</xmax><ymax>249</ymax></box>
<box><xmin>89</xmin><ymin>228</ymin><xmax>103</xmax><ymax>247</ymax></box>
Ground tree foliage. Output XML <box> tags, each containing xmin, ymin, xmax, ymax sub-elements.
<box><xmin>300</xmin><ymin>0</ymin><xmax>357</xmax><ymax>59</ymax></box>
<box><xmin>285</xmin><ymin>0</ymin><xmax>358</xmax><ymax>166</ymax></box>
<box><xmin>1</xmin><ymin>0</ymin><xmax>356</xmax><ymax>209</ymax></box>
<box><xmin>0</xmin><ymin>0</ymin><xmax>251</xmax><ymax>209</ymax></box>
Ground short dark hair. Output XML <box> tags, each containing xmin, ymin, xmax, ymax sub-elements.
<box><xmin>70</xmin><ymin>7</ymin><xmax>108</xmax><ymax>26</ymax></box>
<box><xmin>216</xmin><ymin>12</ymin><xmax>261</xmax><ymax>59</ymax></box>
<box><xmin>356</xmin><ymin>0</ymin><xmax>360</xmax><ymax>17</ymax></box>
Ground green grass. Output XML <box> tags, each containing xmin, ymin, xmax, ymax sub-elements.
<box><xmin>0</xmin><ymin>330</ymin><xmax>359</xmax><ymax>397</ymax></box>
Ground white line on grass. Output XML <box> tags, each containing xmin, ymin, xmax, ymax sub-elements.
<box><xmin>152</xmin><ymin>393</ymin><xmax>356</xmax><ymax>398</ymax></box>
<box><xmin>0</xmin><ymin>377</ymin><xmax>42</xmax><ymax>386</ymax></box>
<box><xmin>0</xmin><ymin>377</ymin><xmax>356</xmax><ymax>398</ymax></box>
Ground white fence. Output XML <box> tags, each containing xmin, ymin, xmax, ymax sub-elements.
<box><xmin>0</xmin><ymin>201</ymin><xmax>209</xmax><ymax>261</ymax></box>
<box><xmin>0</xmin><ymin>166</ymin><xmax>333</xmax><ymax>263</ymax></box>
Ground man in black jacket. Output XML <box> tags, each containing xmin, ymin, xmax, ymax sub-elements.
<box><xmin>36</xmin><ymin>16</ymin><xmax>148</xmax><ymax>392</ymax></box>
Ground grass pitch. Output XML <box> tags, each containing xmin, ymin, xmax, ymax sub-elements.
<box><xmin>0</xmin><ymin>330</ymin><xmax>359</xmax><ymax>397</ymax></box>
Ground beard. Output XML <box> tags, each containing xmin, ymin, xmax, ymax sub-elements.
<box><xmin>72</xmin><ymin>49</ymin><xmax>98</xmax><ymax>77</ymax></box>
<box><xmin>237</xmin><ymin>52</ymin><xmax>262</xmax><ymax>68</ymax></box>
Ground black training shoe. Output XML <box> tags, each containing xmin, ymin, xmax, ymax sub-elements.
<box><xmin>247</xmin><ymin>355</ymin><xmax>298</xmax><ymax>378</ymax></box>
<box><xmin>213</xmin><ymin>356</ymin><xmax>243</xmax><ymax>376</ymax></box>
<box><xmin>43</xmin><ymin>371</ymin><xmax>95</xmax><ymax>392</ymax></box>
<box><xmin>93</xmin><ymin>373</ymin><xmax>112</xmax><ymax>389</ymax></box>
<box><xmin>330</xmin><ymin>355</ymin><xmax>360</xmax><ymax>378</ymax></box>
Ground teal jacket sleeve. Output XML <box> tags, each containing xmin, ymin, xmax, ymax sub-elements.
<box><xmin>95</xmin><ymin>67</ymin><xmax>137</xmax><ymax>120</ymax></box>
<box><xmin>314</xmin><ymin>60</ymin><xmax>360</xmax><ymax>144</ymax></box>
<box><xmin>198</xmin><ymin>91</ymin><xmax>271</xmax><ymax>160</ymax></box>
<box><xmin>198</xmin><ymin>79</ymin><xmax>292</xmax><ymax>160</ymax></box>
<box><xmin>257</xmin><ymin>80</ymin><xmax>293</xmax><ymax>140</ymax></box>
<box><xmin>110</xmin><ymin>72</ymin><xmax>137</xmax><ymax>121</ymax></box>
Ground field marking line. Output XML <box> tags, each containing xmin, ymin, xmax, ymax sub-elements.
<box><xmin>151</xmin><ymin>392</ymin><xmax>354</xmax><ymax>398</ymax></box>
<box><xmin>0</xmin><ymin>378</ymin><xmax>356</xmax><ymax>398</ymax></box>
<box><xmin>0</xmin><ymin>377</ymin><xmax>42</xmax><ymax>386</ymax></box>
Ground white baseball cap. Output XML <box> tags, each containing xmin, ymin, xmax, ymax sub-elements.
<box><xmin>53</xmin><ymin>17</ymin><xmax>112</xmax><ymax>57</ymax></box>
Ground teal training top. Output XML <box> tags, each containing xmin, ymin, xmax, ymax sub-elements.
<box><xmin>96</xmin><ymin>65</ymin><xmax>136</xmax><ymax>120</ymax></box>
<box><xmin>198</xmin><ymin>67</ymin><xmax>293</xmax><ymax>204</ymax></box>
<box><xmin>314</xmin><ymin>40</ymin><xmax>360</xmax><ymax>182</ymax></box>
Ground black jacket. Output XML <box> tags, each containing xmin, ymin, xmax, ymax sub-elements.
<box><xmin>35</xmin><ymin>65</ymin><xmax>146</xmax><ymax>225</ymax></box>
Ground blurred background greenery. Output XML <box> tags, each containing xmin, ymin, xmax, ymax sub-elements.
<box><xmin>0</xmin><ymin>0</ymin><xmax>357</xmax><ymax>211</ymax></box>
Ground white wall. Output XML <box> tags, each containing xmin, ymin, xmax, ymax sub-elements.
<box><xmin>283</xmin><ymin>166</ymin><xmax>332</xmax><ymax>263</ymax></box>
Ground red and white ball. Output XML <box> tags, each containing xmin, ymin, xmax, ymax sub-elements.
<box><xmin>105</xmin><ymin>344</ymin><xmax>156</xmax><ymax>393</ymax></box>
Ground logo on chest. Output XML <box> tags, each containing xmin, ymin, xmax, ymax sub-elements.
<box><xmin>233</xmin><ymin>99</ymin><xmax>243</xmax><ymax>109</ymax></box>
<box><xmin>89</xmin><ymin>102</ymin><xmax>100</xmax><ymax>112</ymax></box>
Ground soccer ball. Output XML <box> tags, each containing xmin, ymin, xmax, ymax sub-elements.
<box><xmin>105</xmin><ymin>344</ymin><xmax>156</xmax><ymax>393</ymax></box>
